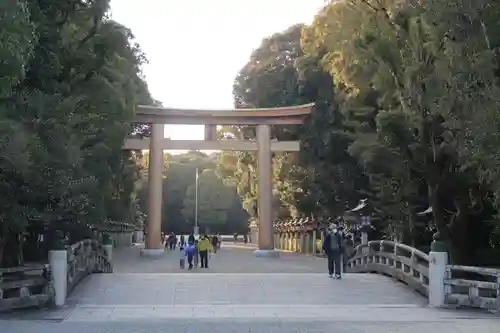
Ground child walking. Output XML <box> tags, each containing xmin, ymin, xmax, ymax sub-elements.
<box><xmin>185</xmin><ymin>242</ymin><xmax>196</xmax><ymax>270</ymax></box>
<box><xmin>179</xmin><ymin>244</ymin><xmax>186</xmax><ymax>269</ymax></box>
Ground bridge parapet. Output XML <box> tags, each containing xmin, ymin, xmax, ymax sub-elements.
<box><xmin>346</xmin><ymin>239</ymin><xmax>499</xmax><ymax>314</ymax></box>
<box><xmin>445</xmin><ymin>265</ymin><xmax>499</xmax><ymax>312</ymax></box>
<box><xmin>346</xmin><ymin>240</ymin><xmax>430</xmax><ymax>296</ymax></box>
<box><xmin>49</xmin><ymin>236</ymin><xmax>117</xmax><ymax>308</ymax></box>
<box><xmin>66</xmin><ymin>239</ymin><xmax>113</xmax><ymax>294</ymax></box>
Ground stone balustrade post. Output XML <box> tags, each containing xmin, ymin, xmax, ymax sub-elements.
<box><xmin>102</xmin><ymin>233</ymin><xmax>113</xmax><ymax>262</ymax></box>
<box><xmin>103</xmin><ymin>237</ymin><xmax>113</xmax><ymax>263</ymax></box>
<box><xmin>428</xmin><ymin>234</ymin><xmax>448</xmax><ymax>307</ymax></box>
<box><xmin>48</xmin><ymin>234</ymin><xmax>68</xmax><ymax>307</ymax></box>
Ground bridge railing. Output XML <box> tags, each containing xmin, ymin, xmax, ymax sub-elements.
<box><xmin>0</xmin><ymin>265</ymin><xmax>53</xmax><ymax>312</ymax></box>
<box><xmin>346</xmin><ymin>239</ymin><xmax>500</xmax><ymax>313</ymax></box>
<box><xmin>445</xmin><ymin>265</ymin><xmax>499</xmax><ymax>311</ymax></box>
<box><xmin>66</xmin><ymin>239</ymin><xmax>113</xmax><ymax>294</ymax></box>
<box><xmin>48</xmin><ymin>235</ymin><xmax>119</xmax><ymax>308</ymax></box>
<box><xmin>346</xmin><ymin>240</ymin><xmax>430</xmax><ymax>296</ymax></box>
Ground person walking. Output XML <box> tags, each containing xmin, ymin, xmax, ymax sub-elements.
<box><xmin>185</xmin><ymin>242</ymin><xmax>196</xmax><ymax>270</ymax></box>
<box><xmin>322</xmin><ymin>224</ymin><xmax>344</xmax><ymax>279</ymax></box>
<box><xmin>193</xmin><ymin>239</ymin><xmax>199</xmax><ymax>268</ymax></box>
<box><xmin>169</xmin><ymin>233</ymin><xmax>176</xmax><ymax>250</ymax></box>
<box><xmin>188</xmin><ymin>233</ymin><xmax>195</xmax><ymax>244</ymax></box>
<box><xmin>179</xmin><ymin>243</ymin><xmax>186</xmax><ymax>269</ymax></box>
<box><xmin>217</xmin><ymin>234</ymin><xmax>222</xmax><ymax>249</ymax></box>
<box><xmin>165</xmin><ymin>235</ymin><xmax>172</xmax><ymax>251</ymax></box>
<box><xmin>198</xmin><ymin>234</ymin><xmax>212</xmax><ymax>268</ymax></box>
<box><xmin>211</xmin><ymin>234</ymin><xmax>219</xmax><ymax>253</ymax></box>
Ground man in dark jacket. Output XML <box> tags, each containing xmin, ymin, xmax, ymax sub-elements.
<box><xmin>188</xmin><ymin>233</ymin><xmax>195</xmax><ymax>244</ymax></box>
<box><xmin>322</xmin><ymin>224</ymin><xmax>343</xmax><ymax>279</ymax></box>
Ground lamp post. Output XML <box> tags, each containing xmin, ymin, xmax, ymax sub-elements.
<box><xmin>194</xmin><ymin>167</ymin><xmax>199</xmax><ymax>236</ymax></box>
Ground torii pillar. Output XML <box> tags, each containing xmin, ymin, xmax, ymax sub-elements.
<box><xmin>255</xmin><ymin>124</ymin><xmax>275</xmax><ymax>255</ymax></box>
<box><xmin>141</xmin><ymin>123</ymin><xmax>165</xmax><ymax>257</ymax></box>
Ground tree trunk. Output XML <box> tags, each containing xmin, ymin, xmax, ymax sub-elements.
<box><xmin>448</xmin><ymin>199</ymin><xmax>475</xmax><ymax>265</ymax></box>
<box><xmin>428</xmin><ymin>183</ymin><xmax>449</xmax><ymax>238</ymax></box>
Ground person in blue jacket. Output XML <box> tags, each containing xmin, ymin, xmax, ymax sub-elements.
<box><xmin>322</xmin><ymin>224</ymin><xmax>344</xmax><ymax>279</ymax></box>
<box><xmin>184</xmin><ymin>242</ymin><xmax>196</xmax><ymax>270</ymax></box>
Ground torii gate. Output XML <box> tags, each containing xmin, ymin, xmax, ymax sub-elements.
<box><xmin>124</xmin><ymin>103</ymin><xmax>314</xmax><ymax>257</ymax></box>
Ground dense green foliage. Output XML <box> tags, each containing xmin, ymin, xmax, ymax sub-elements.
<box><xmin>220</xmin><ymin>0</ymin><xmax>500</xmax><ymax>265</ymax></box>
<box><xmin>138</xmin><ymin>151</ymin><xmax>249</xmax><ymax>235</ymax></box>
<box><xmin>0</xmin><ymin>0</ymin><xmax>152</xmax><ymax>266</ymax></box>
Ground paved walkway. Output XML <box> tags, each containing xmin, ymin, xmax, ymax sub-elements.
<box><xmin>1</xmin><ymin>244</ymin><xmax>498</xmax><ymax>332</ymax></box>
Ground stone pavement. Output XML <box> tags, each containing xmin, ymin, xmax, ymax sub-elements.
<box><xmin>1</xmin><ymin>244</ymin><xmax>498</xmax><ymax>332</ymax></box>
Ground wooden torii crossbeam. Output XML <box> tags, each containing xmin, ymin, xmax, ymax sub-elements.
<box><xmin>124</xmin><ymin>103</ymin><xmax>314</xmax><ymax>257</ymax></box>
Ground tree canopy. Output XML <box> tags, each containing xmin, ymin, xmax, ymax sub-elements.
<box><xmin>223</xmin><ymin>0</ymin><xmax>500</xmax><ymax>265</ymax></box>
<box><xmin>138</xmin><ymin>151</ymin><xmax>249</xmax><ymax>235</ymax></box>
<box><xmin>0</xmin><ymin>0</ymin><xmax>152</xmax><ymax>266</ymax></box>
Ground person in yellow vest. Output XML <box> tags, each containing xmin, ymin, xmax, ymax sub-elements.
<box><xmin>198</xmin><ymin>234</ymin><xmax>212</xmax><ymax>268</ymax></box>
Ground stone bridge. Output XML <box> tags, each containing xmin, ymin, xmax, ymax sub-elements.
<box><xmin>1</xmin><ymin>243</ymin><xmax>498</xmax><ymax>333</ymax></box>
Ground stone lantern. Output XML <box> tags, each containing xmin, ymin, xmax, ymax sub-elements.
<box><xmin>347</xmin><ymin>199</ymin><xmax>373</xmax><ymax>246</ymax></box>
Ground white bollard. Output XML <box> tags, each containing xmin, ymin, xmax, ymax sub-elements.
<box><xmin>103</xmin><ymin>244</ymin><xmax>113</xmax><ymax>262</ymax></box>
<box><xmin>429</xmin><ymin>250</ymin><xmax>448</xmax><ymax>307</ymax></box>
<box><xmin>134</xmin><ymin>230</ymin><xmax>142</xmax><ymax>244</ymax></box>
<box><xmin>48</xmin><ymin>250</ymin><xmax>68</xmax><ymax>307</ymax></box>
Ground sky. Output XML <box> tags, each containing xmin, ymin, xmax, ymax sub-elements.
<box><xmin>110</xmin><ymin>0</ymin><xmax>325</xmax><ymax>144</ymax></box>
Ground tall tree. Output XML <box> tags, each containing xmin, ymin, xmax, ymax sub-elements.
<box><xmin>0</xmin><ymin>0</ymin><xmax>153</xmax><ymax>266</ymax></box>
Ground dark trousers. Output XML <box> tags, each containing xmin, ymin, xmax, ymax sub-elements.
<box><xmin>327</xmin><ymin>251</ymin><xmax>342</xmax><ymax>275</ymax></box>
<box><xmin>199</xmin><ymin>250</ymin><xmax>209</xmax><ymax>268</ymax></box>
<box><xmin>187</xmin><ymin>254</ymin><xmax>194</xmax><ymax>269</ymax></box>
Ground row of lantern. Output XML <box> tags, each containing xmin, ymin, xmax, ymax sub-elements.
<box><xmin>272</xmin><ymin>216</ymin><xmax>372</xmax><ymax>232</ymax></box>
<box><xmin>271</xmin><ymin>199</ymin><xmax>374</xmax><ymax>234</ymax></box>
